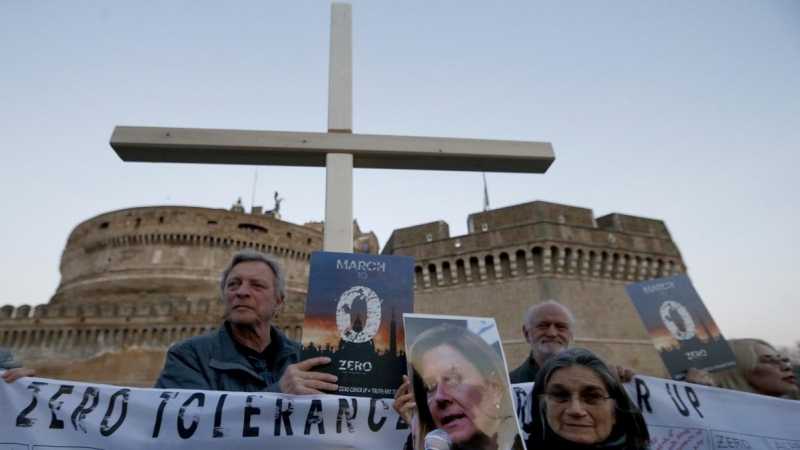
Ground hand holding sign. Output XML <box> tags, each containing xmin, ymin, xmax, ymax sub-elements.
<box><xmin>1</xmin><ymin>367</ymin><xmax>36</xmax><ymax>383</ymax></box>
<box><xmin>279</xmin><ymin>357</ymin><xmax>339</xmax><ymax>395</ymax></box>
<box><xmin>685</xmin><ymin>367</ymin><xmax>716</xmax><ymax>387</ymax></box>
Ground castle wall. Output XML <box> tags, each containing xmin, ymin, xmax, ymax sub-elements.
<box><xmin>382</xmin><ymin>221</ymin><xmax>450</xmax><ymax>252</ymax></box>
<box><xmin>385</xmin><ymin>201</ymin><xmax>685</xmax><ymax>377</ymax></box>
<box><xmin>0</xmin><ymin>300</ymin><xmax>306</xmax><ymax>387</ymax></box>
<box><xmin>467</xmin><ymin>201</ymin><xmax>597</xmax><ymax>232</ymax></box>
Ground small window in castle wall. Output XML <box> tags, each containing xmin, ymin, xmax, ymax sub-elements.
<box><xmin>426</xmin><ymin>234</ymin><xmax>433</xmax><ymax>242</ymax></box>
<box><xmin>287</xmin><ymin>232</ymin><xmax>292</xmax><ymax>239</ymax></box>
<box><xmin>99</xmin><ymin>222</ymin><xmax>109</xmax><ymax>229</ymax></box>
<box><xmin>208</xmin><ymin>220</ymin><xmax>218</xmax><ymax>226</ymax></box>
<box><xmin>238</xmin><ymin>223</ymin><xmax>266</xmax><ymax>233</ymax></box>
<box><xmin>151</xmin><ymin>250</ymin><xmax>162</xmax><ymax>264</ymax></box>
<box><xmin>481</xmin><ymin>223</ymin><xmax>488</xmax><ymax>232</ymax></box>
<box><xmin>159</xmin><ymin>216</ymin><xmax>164</xmax><ymax>223</ymax></box>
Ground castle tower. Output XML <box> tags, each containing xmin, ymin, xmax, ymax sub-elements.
<box><xmin>382</xmin><ymin>200</ymin><xmax>687</xmax><ymax>377</ymax></box>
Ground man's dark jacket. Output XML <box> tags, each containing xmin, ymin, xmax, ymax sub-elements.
<box><xmin>154</xmin><ymin>322</ymin><xmax>300</xmax><ymax>392</ymax></box>
<box><xmin>508</xmin><ymin>354</ymin><xmax>540</xmax><ymax>384</ymax></box>
<box><xmin>0</xmin><ymin>346</ymin><xmax>22</xmax><ymax>370</ymax></box>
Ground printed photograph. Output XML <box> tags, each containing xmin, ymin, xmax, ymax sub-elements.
<box><xmin>404</xmin><ymin>313</ymin><xmax>525</xmax><ymax>450</ymax></box>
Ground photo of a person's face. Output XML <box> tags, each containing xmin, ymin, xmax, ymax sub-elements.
<box><xmin>419</xmin><ymin>343</ymin><xmax>501</xmax><ymax>445</ymax></box>
<box><xmin>405</xmin><ymin>315</ymin><xmax>525</xmax><ymax>450</ymax></box>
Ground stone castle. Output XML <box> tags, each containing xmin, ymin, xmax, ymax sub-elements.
<box><xmin>0</xmin><ymin>199</ymin><xmax>683</xmax><ymax>386</ymax></box>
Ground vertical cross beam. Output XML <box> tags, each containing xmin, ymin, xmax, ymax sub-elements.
<box><xmin>324</xmin><ymin>3</ymin><xmax>354</xmax><ymax>253</ymax></box>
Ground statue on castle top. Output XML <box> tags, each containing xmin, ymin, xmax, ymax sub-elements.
<box><xmin>231</xmin><ymin>197</ymin><xmax>245</xmax><ymax>213</ymax></box>
<box><xmin>272</xmin><ymin>191</ymin><xmax>284</xmax><ymax>214</ymax></box>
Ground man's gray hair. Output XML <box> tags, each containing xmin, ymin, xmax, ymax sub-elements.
<box><xmin>219</xmin><ymin>249</ymin><xmax>287</xmax><ymax>300</ymax></box>
<box><xmin>523</xmin><ymin>299</ymin><xmax>576</xmax><ymax>330</ymax></box>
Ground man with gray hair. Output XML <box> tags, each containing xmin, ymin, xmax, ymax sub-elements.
<box><xmin>509</xmin><ymin>300</ymin><xmax>634</xmax><ymax>383</ymax></box>
<box><xmin>155</xmin><ymin>249</ymin><xmax>338</xmax><ymax>394</ymax></box>
<box><xmin>509</xmin><ymin>300</ymin><xmax>575</xmax><ymax>383</ymax></box>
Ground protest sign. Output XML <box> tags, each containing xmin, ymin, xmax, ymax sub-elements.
<box><xmin>403</xmin><ymin>313</ymin><xmax>525</xmax><ymax>450</ymax></box>
<box><xmin>2</xmin><ymin>373</ymin><xmax>798</xmax><ymax>449</ymax></box>
<box><xmin>0</xmin><ymin>372</ymin><xmax>410</xmax><ymax>450</ymax></box>
<box><xmin>300</xmin><ymin>251</ymin><xmax>414</xmax><ymax>398</ymax></box>
<box><xmin>626</xmin><ymin>274</ymin><xmax>737</xmax><ymax>380</ymax></box>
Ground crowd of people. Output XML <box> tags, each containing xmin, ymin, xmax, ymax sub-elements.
<box><xmin>396</xmin><ymin>297</ymin><xmax>797</xmax><ymax>449</ymax></box>
<box><xmin>1</xmin><ymin>249</ymin><xmax>797</xmax><ymax>449</ymax></box>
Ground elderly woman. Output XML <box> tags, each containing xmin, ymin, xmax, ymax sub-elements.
<box><xmin>703</xmin><ymin>338</ymin><xmax>798</xmax><ymax>398</ymax></box>
<box><xmin>408</xmin><ymin>324</ymin><xmax>524</xmax><ymax>450</ymax></box>
<box><xmin>525</xmin><ymin>348</ymin><xmax>650</xmax><ymax>450</ymax></box>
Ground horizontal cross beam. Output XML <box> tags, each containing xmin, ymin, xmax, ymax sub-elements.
<box><xmin>110</xmin><ymin>126</ymin><xmax>555</xmax><ymax>173</ymax></box>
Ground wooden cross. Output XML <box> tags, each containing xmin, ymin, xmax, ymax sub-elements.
<box><xmin>110</xmin><ymin>4</ymin><xmax>555</xmax><ymax>253</ymax></box>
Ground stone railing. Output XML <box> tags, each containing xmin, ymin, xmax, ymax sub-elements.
<box><xmin>0</xmin><ymin>298</ymin><xmax>222</xmax><ymax>321</ymax></box>
<box><xmin>80</xmin><ymin>232</ymin><xmax>312</xmax><ymax>261</ymax></box>
<box><xmin>0</xmin><ymin>297</ymin><xmax>304</xmax><ymax>354</ymax></box>
<box><xmin>413</xmin><ymin>243</ymin><xmax>683</xmax><ymax>290</ymax></box>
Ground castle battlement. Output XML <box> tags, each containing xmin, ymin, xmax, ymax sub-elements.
<box><xmin>52</xmin><ymin>205</ymin><xmax>324</xmax><ymax>306</ymax></box>
<box><xmin>383</xmin><ymin>201</ymin><xmax>674</xmax><ymax>254</ymax></box>
<box><xmin>64</xmin><ymin>205</ymin><xmax>321</xmax><ymax>260</ymax></box>
<box><xmin>0</xmin><ymin>298</ymin><xmax>223</xmax><ymax>322</ymax></box>
<box><xmin>79</xmin><ymin>231</ymin><xmax>313</xmax><ymax>261</ymax></box>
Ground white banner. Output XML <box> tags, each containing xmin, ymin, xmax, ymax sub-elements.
<box><xmin>1</xmin><ymin>373</ymin><xmax>798</xmax><ymax>449</ymax></box>
<box><xmin>0</xmin><ymin>372</ymin><xmax>409</xmax><ymax>450</ymax></box>
<box><xmin>624</xmin><ymin>377</ymin><xmax>800</xmax><ymax>449</ymax></box>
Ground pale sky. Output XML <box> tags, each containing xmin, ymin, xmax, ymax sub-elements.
<box><xmin>1</xmin><ymin>1</ymin><xmax>798</xmax><ymax>348</ymax></box>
